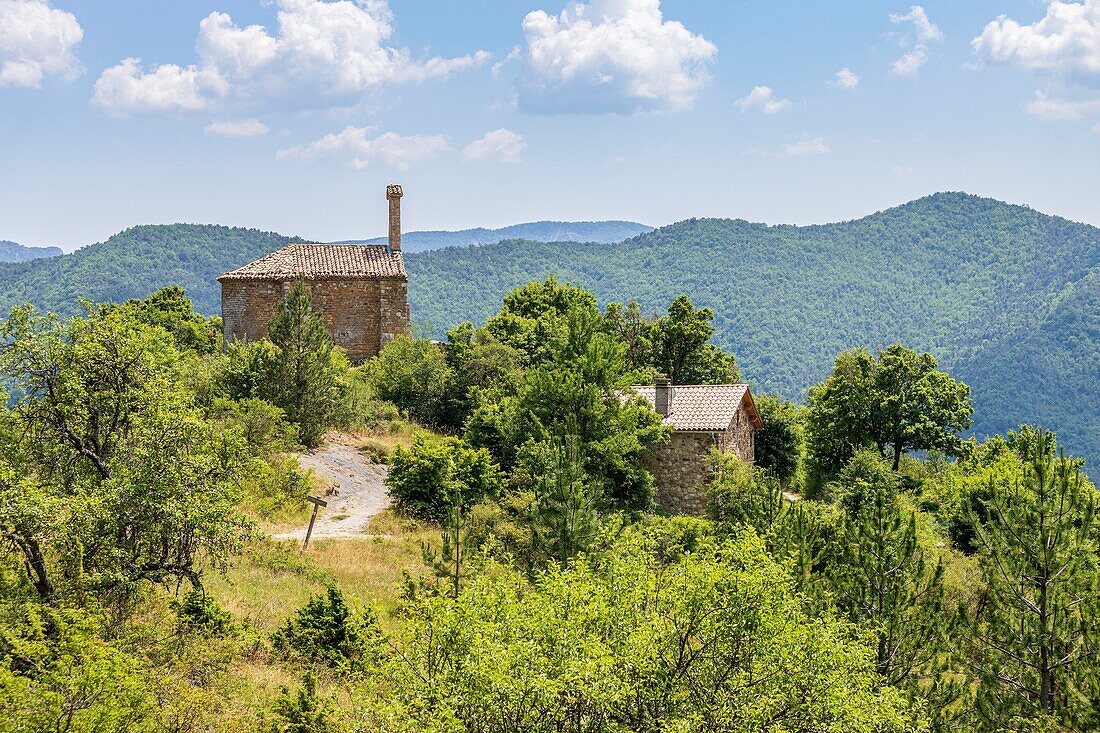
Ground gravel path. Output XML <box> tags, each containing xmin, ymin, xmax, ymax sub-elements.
<box><xmin>273</xmin><ymin>441</ymin><xmax>391</xmax><ymax>541</ymax></box>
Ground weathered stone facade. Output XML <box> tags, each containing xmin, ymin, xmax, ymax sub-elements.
<box><xmin>628</xmin><ymin>383</ymin><xmax>762</xmax><ymax>515</ymax></box>
<box><xmin>220</xmin><ymin>276</ymin><xmax>409</xmax><ymax>363</ymax></box>
<box><xmin>218</xmin><ymin>185</ymin><xmax>412</xmax><ymax>364</ymax></box>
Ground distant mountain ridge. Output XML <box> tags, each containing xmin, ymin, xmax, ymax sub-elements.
<box><xmin>0</xmin><ymin>194</ymin><xmax>1096</xmax><ymax>461</ymax></box>
<box><xmin>335</xmin><ymin>220</ymin><xmax>653</xmax><ymax>252</ymax></box>
<box><xmin>0</xmin><ymin>240</ymin><xmax>63</xmax><ymax>263</ymax></box>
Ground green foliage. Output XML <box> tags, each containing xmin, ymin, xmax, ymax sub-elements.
<box><xmin>472</xmin><ymin>309</ymin><xmax>666</xmax><ymax>510</ymax></box>
<box><xmin>483</xmin><ymin>276</ymin><xmax>601</xmax><ymax>365</ymax></box>
<box><xmin>827</xmin><ymin>452</ymin><xmax>950</xmax><ymax>688</ymax></box>
<box><xmin>529</xmin><ymin>438</ymin><xmax>602</xmax><ymax>567</ymax></box>
<box><xmin>271</xmin><ymin>586</ymin><xmax>382</xmax><ymax>673</ymax></box>
<box><xmin>0</xmin><ymin>602</ymin><xmax>157</xmax><ymax>732</ymax></box>
<box><xmin>385</xmin><ymin>435</ymin><xmax>503</xmax><ymax>521</ymax></box>
<box><xmin>174</xmin><ymin>590</ymin><xmax>235</xmax><ymax>636</ymax></box>
<box><xmin>652</xmin><ymin>293</ymin><xmax>739</xmax><ymax>384</ymax></box>
<box><xmin>363</xmin><ymin>336</ymin><xmax>449</xmax><ymax>426</ymax></box>
<box><xmin>805</xmin><ymin>345</ymin><xmax>973</xmax><ymax>491</ymax></box>
<box><xmin>381</xmin><ymin>528</ymin><xmax>928</xmax><ymax>732</ymax></box>
<box><xmin>754</xmin><ymin>392</ymin><xmax>803</xmax><ymax>482</ymax></box>
<box><xmin>263</xmin><ymin>280</ymin><xmax>350</xmax><ymax>447</ymax></box>
<box><xmin>269</xmin><ymin>673</ymin><xmax>335</xmax><ymax>733</ymax></box>
<box><xmin>115</xmin><ymin>285</ymin><xmax>221</xmax><ymax>354</ymax></box>
<box><xmin>0</xmin><ymin>305</ymin><xmax>250</xmax><ymax>601</ymax></box>
<box><xmin>964</xmin><ymin>429</ymin><xmax>1099</xmax><ymax>729</ymax></box>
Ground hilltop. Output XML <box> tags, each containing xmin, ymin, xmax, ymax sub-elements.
<box><xmin>0</xmin><ymin>239</ymin><xmax>63</xmax><ymax>263</ymax></box>
<box><xmin>404</xmin><ymin>193</ymin><xmax>1099</xmax><ymax>458</ymax></box>
<box><xmin>335</xmin><ymin>220</ymin><xmax>652</xmax><ymax>252</ymax></box>
<box><xmin>0</xmin><ymin>193</ymin><xmax>1096</xmax><ymax>458</ymax></box>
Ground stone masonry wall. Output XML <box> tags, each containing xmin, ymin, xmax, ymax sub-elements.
<box><xmin>221</xmin><ymin>277</ymin><xmax>410</xmax><ymax>363</ymax></box>
<box><xmin>644</xmin><ymin>404</ymin><xmax>757</xmax><ymax>515</ymax></box>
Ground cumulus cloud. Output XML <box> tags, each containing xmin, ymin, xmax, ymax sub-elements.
<box><xmin>889</xmin><ymin>5</ymin><xmax>943</xmax><ymax>43</ymax></box>
<box><xmin>829</xmin><ymin>67</ymin><xmax>860</xmax><ymax>89</ymax></box>
<box><xmin>277</xmin><ymin>126</ymin><xmax>448</xmax><ymax>169</ymax></box>
<box><xmin>972</xmin><ymin>1</ymin><xmax>1100</xmax><ymax>80</ymax></box>
<box><xmin>204</xmin><ymin>118</ymin><xmax>270</xmax><ymax>137</ymax></box>
<box><xmin>462</xmin><ymin>128</ymin><xmax>526</xmax><ymax>163</ymax></box>
<box><xmin>518</xmin><ymin>0</ymin><xmax>717</xmax><ymax>114</ymax></box>
<box><xmin>0</xmin><ymin>0</ymin><xmax>83</xmax><ymax>88</ymax></box>
<box><xmin>734</xmin><ymin>85</ymin><xmax>791</xmax><ymax>114</ymax></box>
<box><xmin>889</xmin><ymin>5</ymin><xmax>942</xmax><ymax>77</ymax></box>
<box><xmin>92</xmin><ymin>0</ymin><xmax>489</xmax><ymax>116</ymax></box>
<box><xmin>1026</xmin><ymin>89</ymin><xmax>1100</xmax><ymax>120</ymax></box>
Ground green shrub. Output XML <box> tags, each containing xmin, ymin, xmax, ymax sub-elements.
<box><xmin>363</xmin><ymin>336</ymin><xmax>449</xmax><ymax>426</ymax></box>
<box><xmin>174</xmin><ymin>590</ymin><xmax>235</xmax><ymax>636</ymax></box>
<box><xmin>270</xmin><ymin>586</ymin><xmax>382</xmax><ymax>672</ymax></box>
<box><xmin>386</xmin><ymin>435</ymin><xmax>503</xmax><ymax>520</ymax></box>
<box><xmin>269</xmin><ymin>673</ymin><xmax>335</xmax><ymax>733</ymax></box>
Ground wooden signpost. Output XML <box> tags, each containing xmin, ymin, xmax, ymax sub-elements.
<box><xmin>302</xmin><ymin>496</ymin><xmax>328</xmax><ymax>552</ymax></box>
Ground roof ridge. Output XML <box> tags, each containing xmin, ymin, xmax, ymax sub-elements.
<box><xmin>218</xmin><ymin>242</ymin><xmax>406</xmax><ymax>281</ymax></box>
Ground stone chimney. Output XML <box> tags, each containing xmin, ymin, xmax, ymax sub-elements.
<box><xmin>386</xmin><ymin>184</ymin><xmax>403</xmax><ymax>253</ymax></box>
<box><xmin>654</xmin><ymin>377</ymin><xmax>672</xmax><ymax>417</ymax></box>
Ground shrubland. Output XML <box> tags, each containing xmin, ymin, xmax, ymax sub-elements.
<box><xmin>0</xmin><ymin>278</ymin><xmax>1096</xmax><ymax>732</ymax></box>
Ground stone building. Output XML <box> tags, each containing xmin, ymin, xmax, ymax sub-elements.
<box><xmin>629</xmin><ymin>380</ymin><xmax>763</xmax><ymax>515</ymax></box>
<box><xmin>218</xmin><ymin>185</ymin><xmax>411</xmax><ymax>363</ymax></box>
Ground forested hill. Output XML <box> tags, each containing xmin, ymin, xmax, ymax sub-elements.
<box><xmin>336</xmin><ymin>220</ymin><xmax>652</xmax><ymax>252</ymax></box>
<box><xmin>0</xmin><ymin>240</ymin><xmax>63</xmax><ymax>263</ymax></box>
<box><xmin>0</xmin><ymin>225</ymin><xmax>302</xmax><ymax>317</ymax></box>
<box><xmin>0</xmin><ymin>194</ymin><xmax>1096</xmax><ymax>458</ymax></box>
<box><xmin>404</xmin><ymin>193</ymin><xmax>1100</xmax><ymax>459</ymax></box>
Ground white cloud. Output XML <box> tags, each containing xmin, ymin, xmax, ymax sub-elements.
<box><xmin>92</xmin><ymin>0</ymin><xmax>489</xmax><ymax>116</ymax></box>
<box><xmin>892</xmin><ymin>47</ymin><xmax>930</xmax><ymax>77</ymax></box>
<box><xmin>93</xmin><ymin>58</ymin><xmax>228</xmax><ymax>115</ymax></box>
<box><xmin>204</xmin><ymin>118</ymin><xmax>270</xmax><ymax>137</ymax></box>
<box><xmin>518</xmin><ymin>0</ymin><xmax>717</xmax><ymax>114</ymax></box>
<box><xmin>829</xmin><ymin>67</ymin><xmax>860</xmax><ymax>89</ymax></box>
<box><xmin>734</xmin><ymin>85</ymin><xmax>791</xmax><ymax>114</ymax></box>
<box><xmin>781</xmin><ymin>137</ymin><xmax>830</xmax><ymax>157</ymax></box>
<box><xmin>889</xmin><ymin>6</ymin><xmax>943</xmax><ymax>43</ymax></box>
<box><xmin>277</xmin><ymin>126</ymin><xmax>448</xmax><ymax>169</ymax></box>
<box><xmin>0</xmin><ymin>0</ymin><xmax>83</xmax><ymax>88</ymax></box>
<box><xmin>461</xmin><ymin>128</ymin><xmax>526</xmax><ymax>163</ymax></box>
<box><xmin>746</xmin><ymin>137</ymin><xmax>830</xmax><ymax>157</ymax></box>
<box><xmin>1026</xmin><ymin>89</ymin><xmax>1100</xmax><ymax>119</ymax></box>
<box><xmin>889</xmin><ymin>5</ymin><xmax>942</xmax><ymax>77</ymax></box>
<box><xmin>973</xmin><ymin>1</ymin><xmax>1100</xmax><ymax>80</ymax></box>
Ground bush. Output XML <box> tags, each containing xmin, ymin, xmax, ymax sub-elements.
<box><xmin>175</xmin><ymin>590</ymin><xmax>235</xmax><ymax>636</ymax></box>
<box><xmin>270</xmin><ymin>586</ymin><xmax>382</xmax><ymax>672</ymax></box>
<box><xmin>386</xmin><ymin>435</ymin><xmax>503</xmax><ymax>520</ymax></box>
<box><xmin>269</xmin><ymin>673</ymin><xmax>335</xmax><ymax>733</ymax></box>
<box><xmin>363</xmin><ymin>336</ymin><xmax>449</xmax><ymax>426</ymax></box>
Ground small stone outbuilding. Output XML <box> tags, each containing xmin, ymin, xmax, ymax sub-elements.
<box><xmin>629</xmin><ymin>381</ymin><xmax>763</xmax><ymax>515</ymax></box>
<box><xmin>218</xmin><ymin>185</ymin><xmax>410</xmax><ymax>363</ymax></box>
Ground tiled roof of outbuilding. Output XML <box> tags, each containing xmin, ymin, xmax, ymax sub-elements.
<box><xmin>627</xmin><ymin>384</ymin><xmax>763</xmax><ymax>432</ymax></box>
<box><xmin>218</xmin><ymin>244</ymin><xmax>406</xmax><ymax>281</ymax></box>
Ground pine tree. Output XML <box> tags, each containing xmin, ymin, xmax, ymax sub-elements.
<box><xmin>965</xmin><ymin>429</ymin><xmax>1098</xmax><ymax>728</ymax></box>
<box><xmin>531</xmin><ymin>437</ymin><xmax>602</xmax><ymax>567</ymax></box>
<box><xmin>265</xmin><ymin>280</ymin><xmax>346</xmax><ymax>447</ymax></box>
<box><xmin>422</xmin><ymin>472</ymin><xmax>476</xmax><ymax>598</ymax></box>
<box><xmin>829</xmin><ymin>456</ymin><xmax>949</xmax><ymax>687</ymax></box>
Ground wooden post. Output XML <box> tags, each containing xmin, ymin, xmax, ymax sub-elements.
<box><xmin>302</xmin><ymin>496</ymin><xmax>328</xmax><ymax>552</ymax></box>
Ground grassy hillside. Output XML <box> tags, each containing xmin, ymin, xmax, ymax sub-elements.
<box><xmin>0</xmin><ymin>224</ymin><xmax>302</xmax><ymax>316</ymax></box>
<box><xmin>0</xmin><ymin>239</ymin><xmax>62</xmax><ymax>262</ymax></box>
<box><xmin>336</xmin><ymin>219</ymin><xmax>653</xmax><ymax>252</ymax></box>
<box><xmin>404</xmin><ymin>193</ymin><xmax>1100</xmax><ymax>459</ymax></box>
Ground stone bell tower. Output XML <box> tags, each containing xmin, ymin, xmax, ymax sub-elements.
<box><xmin>386</xmin><ymin>184</ymin><xmax>403</xmax><ymax>253</ymax></box>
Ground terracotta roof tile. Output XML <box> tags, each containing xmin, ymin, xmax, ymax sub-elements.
<box><xmin>627</xmin><ymin>384</ymin><xmax>762</xmax><ymax>432</ymax></box>
<box><xmin>218</xmin><ymin>243</ymin><xmax>406</xmax><ymax>281</ymax></box>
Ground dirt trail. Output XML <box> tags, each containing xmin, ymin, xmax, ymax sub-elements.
<box><xmin>273</xmin><ymin>439</ymin><xmax>390</xmax><ymax>541</ymax></box>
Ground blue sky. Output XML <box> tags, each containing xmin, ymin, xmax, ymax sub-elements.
<box><xmin>2</xmin><ymin>0</ymin><xmax>1099</xmax><ymax>251</ymax></box>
